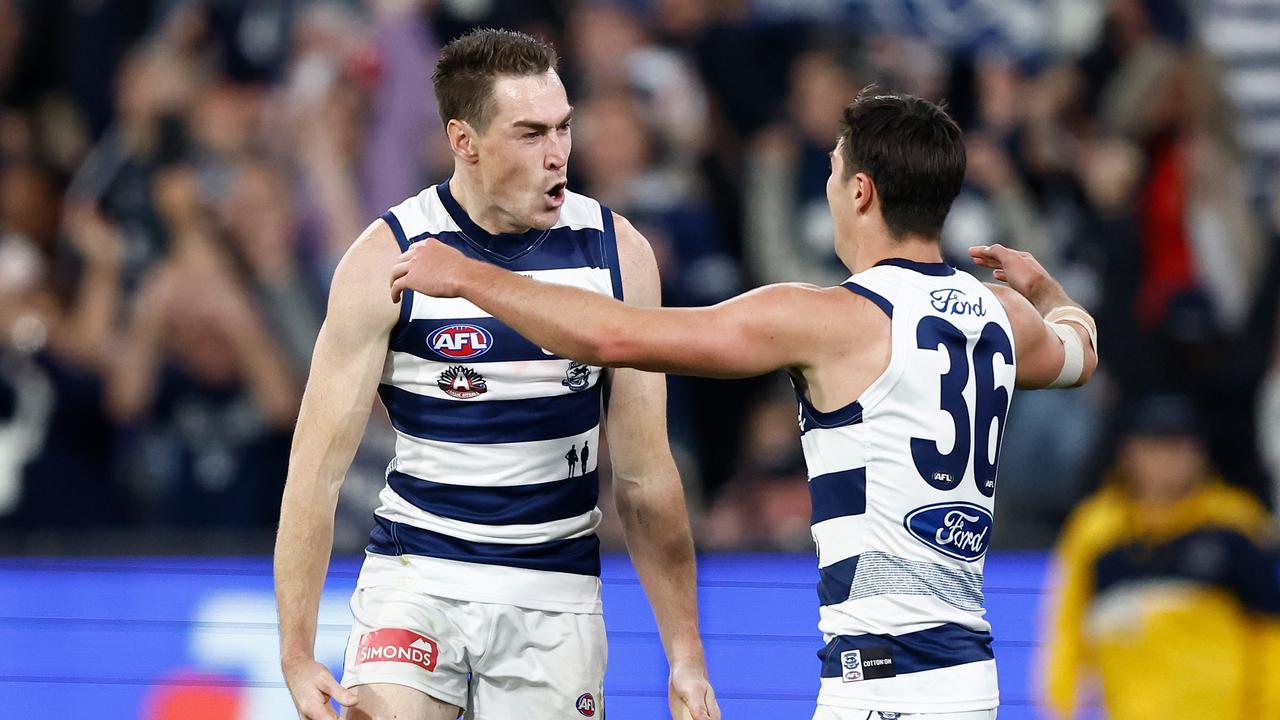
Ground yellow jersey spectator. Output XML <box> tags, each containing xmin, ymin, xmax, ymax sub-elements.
<box><xmin>1041</xmin><ymin>395</ymin><xmax>1280</xmax><ymax>719</ymax></box>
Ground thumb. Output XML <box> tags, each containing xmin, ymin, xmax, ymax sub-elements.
<box><xmin>683</xmin><ymin>688</ymin><xmax>713</xmax><ymax>720</ymax></box>
<box><xmin>323</xmin><ymin>675</ymin><xmax>358</xmax><ymax>707</ymax></box>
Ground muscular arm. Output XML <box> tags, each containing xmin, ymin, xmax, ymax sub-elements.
<box><xmin>603</xmin><ymin>221</ymin><xmax>716</xmax><ymax>718</ymax></box>
<box><xmin>391</xmin><ymin>215</ymin><xmax>832</xmax><ymax>379</ymax></box>
<box><xmin>274</xmin><ymin>221</ymin><xmax>399</xmax><ymax>708</ymax></box>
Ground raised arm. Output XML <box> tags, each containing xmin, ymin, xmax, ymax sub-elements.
<box><xmin>389</xmin><ymin>216</ymin><xmax>832</xmax><ymax>379</ymax></box>
<box><xmin>275</xmin><ymin>220</ymin><xmax>400</xmax><ymax>720</ymax></box>
<box><xmin>601</xmin><ymin>218</ymin><xmax>719</xmax><ymax>720</ymax></box>
<box><xmin>970</xmin><ymin>244</ymin><xmax>1098</xmax><ymax>390</ymax></box>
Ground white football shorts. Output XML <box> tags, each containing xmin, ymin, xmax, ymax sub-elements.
<box><xmin>341</xmin><ymin>586</ymin><xmax>607</xmax><ymax>719</ymax></box>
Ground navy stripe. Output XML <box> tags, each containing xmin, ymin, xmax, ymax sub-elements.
<box><xmin>818</xmin><ymin>555</ymin><xmax>859</xmax><ymax>606</ymax></box>
<box><xmin>842</xmin><ymin>281</ymin><xmax>893</xmax><ymax>318</ymax></box>
<box><xmin>874</xmin><ymin>258</ymin><xmax>956</xmax><ymax>276</ymax></box>
<box><xmin>819</xmin><ymin>623</ymin><xmax>993</xmax><ymax>677</ymax></box>
<box><xmin>383</xmin><ymin>211</ymin><xmax>415</xmax><ymax>327</ymax></box>
<box><xmin>391</xmin><ymin>317</ymin><xmax>564</xmax><ymax>364</ymax></box>
<box><xmin>601</xmin><ymin>206</ymin><xmax>624</xmax><ymax>300</ymax></box>
<box><xmin>387</xmin><ymin>469</ymin><xmax>599</xmax><ymax>526</ymax></box>
<box><xmin>379</xmin><ymin>383</ymin><xmax>600</xmax><ymax>444</ymax></box>
<box><xmin>809</xmin><ymin>468</ymin><xmax>867</xmax><ymax>524</ymax></box>
<box><xmin>795</xmin><ymin>389</ymin><xmax>863</xmax><ymax>436</ymax></box>
<box><xmin>367</xmin><ymin>515</ymin><xmax>601</xmax><ymax>576</ymax></box>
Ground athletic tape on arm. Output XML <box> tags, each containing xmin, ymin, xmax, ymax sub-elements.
<box><xmin>1044</xmin><ymin>306</ymin><xmax>1096</xmax><ymax>388</ymax></box>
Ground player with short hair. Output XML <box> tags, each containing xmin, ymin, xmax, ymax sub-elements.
<box><xmin>274</xmin><ymin>28</ymin><xmax>718</xmax><ymax>720</ymax></box>
<box><xmin>391</xmin><ymin>90</ymin><xmax>1099</xmax><ymax>719</ymax></box>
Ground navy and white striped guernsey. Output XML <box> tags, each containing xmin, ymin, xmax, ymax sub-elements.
<box><xmin>802</xmin><ymin>260</ymin><xmax>1015</xmax><ymax>712</ymax></box>
<box><xmin>355</xmin><ymin>180</ymin><xmax>622</xmax><ymax>614</ymax></box>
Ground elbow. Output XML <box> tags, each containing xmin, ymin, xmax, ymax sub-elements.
<box><xmin>584</xmin><ymin>323</ymin><xmax>641</xmax><ymax>368</ymax></box>
<box><xmin>1074</xmin><ymin>351</ymin><xmax>1099</xmax><ymax>387</ymax></box>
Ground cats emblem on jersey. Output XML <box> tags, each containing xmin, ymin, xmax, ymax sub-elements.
<box><xmin>575</xmin><ymin>692</ymin><xmax>597</xmax><ymax>717</ymax></box>
<box><xmin>438</xmin><ymin>366</ymin><xmax>487</xmax><ymax>399</ymax></box>
<box><xmin>904</xmin><ymin>502</ymin><xmax>994</xmax><ymax>562</ymax></box>
<box><xmin>428</xmin><ymin>323</ymin><xmax>493</xmax><ymax>359</ymax></box>
<box><xmin>562</xmin><ymin>362</ymin><xmax>591</xmax><ymax>391</ymax></box>
<box><xmin>840</xmin><ymin>649</ymin><xmax>864</xmax><ymax>682</ymax></box>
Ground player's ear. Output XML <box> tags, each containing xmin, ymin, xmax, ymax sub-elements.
<box><xmin>852</xmin><ymin>172</ymin><xmax>876</xmax><ymax>215</ymax></box>
<box><xmin>447</xmin><ymin>119</ymin><xmax>481</xmax><ymax>165</ymax></box>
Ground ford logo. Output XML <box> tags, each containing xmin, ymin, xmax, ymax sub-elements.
<box><xmin>904</xmin><ymin>502</ymin><xmax>993</xmax><ymax>562</ymax></box>
<box><xmin>428</xmin><ymin>323</ymin><xmax>493</xmax><ymax>360</ymax></box>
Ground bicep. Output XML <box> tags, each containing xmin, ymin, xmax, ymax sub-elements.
<box><xmin>990</xmin><ymin>284</ymin><xmax>1067</xmax><ymax>389</ymax></box>
<box><xmin>288</xmin><ymin>223</ymin><xmax>401</xmax><ymax>481</ymax></box>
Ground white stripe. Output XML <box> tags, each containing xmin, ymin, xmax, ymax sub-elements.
<box><xmin>375</xmin><ymin>485</ymin><xmax>602</xmax><ymax>543</ymax></box>
<box><xmin>812</xmin><ymin>514</ymin><xmax>872</xmax><ymax>568</ymax></box>
<box><xmin>393</xmin><ymin>425</ymin><xmax>600</xmax><ymax>486</ymax></box>
<box><xmin>817</xmin><ymin>659</ymin><xmax>997</xmax><ymax>713</ymax></box>
<box><xmin>382</xmin><ymin>355</ymin><xmax>603</xmax><ymax>401</ymax></box>
<box><xmin>390</xmin><ymin>186</ymin><xmax>460</xmax><ymax>238</ymax></box>
<box><xmin>554</xmin><ymin>190</ymin><xmax>605</xmax><ymax>230</ymax></box>
<box><xmin>819</xmin><ymin>596</ymin><xmax>992</xmax><ymax>639</ymax></box>
<box><xmin>800</xmin><ymin>428</ymin><xmax>869</xmax><ymax>479</ymax></box>
<box><xmin>356</xmin><ymin>552</ymin><xmax>602</xmax><ymax>614</ymax></box>
<box><xmin>1202</xmin><ymin>17</ymin><xmax>1280</xmax><ymax>54</ymax></box>
<box><xmin>408</xmin><ymin>267</ymin><xmax>615</xmax><ymax>320</ymax></box>
<box><xmin>1241</xmin><ymin>118</ymin><xmax>1280</xmax><ymax>153</ymax></box>
<box><xmin>1225</xmin><ymin>68</ymin><xmax>1280</xmax><ymax>104</ymax></box>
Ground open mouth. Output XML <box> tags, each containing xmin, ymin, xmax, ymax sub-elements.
<box><xmin>545</xmin><ymin>181</ymin><xmax>567</xmax><ymax>204</ymax></box>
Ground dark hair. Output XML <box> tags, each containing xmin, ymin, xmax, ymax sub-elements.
<box><xmin>838</xmin><ymin>88</ymin><xmax>966</xmax><ymax>240</ymax></box>
<box><xmin>432</xmin><ymin>28</ymin><xmax>559</xmax><ymax>130</ymax></box>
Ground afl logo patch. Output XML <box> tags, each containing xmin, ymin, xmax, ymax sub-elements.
<box><xmin>428</xmin><ymin>324</ymin><xmax>492</xmax><ymax>359</ymax></box>
<box><xmin>575</xmin><ymin>693</ymin><xmax>597</xmax><ymax>716</ymax></box>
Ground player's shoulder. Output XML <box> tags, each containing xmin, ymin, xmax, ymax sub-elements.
<box><xmin>332</xmin><ymin>219</ymin><xmax>401</xmax><ymax>299</ymax></box>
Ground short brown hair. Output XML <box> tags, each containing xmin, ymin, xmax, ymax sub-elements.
<box><xmin>838</xmin><ymin>88</ymin><xmax>966</xmax><ymax>240</ymax></box>
<box><xmin>432</xmin><ymin>28</ymin><xmax>559</xmax><ymax>130</ymax></box>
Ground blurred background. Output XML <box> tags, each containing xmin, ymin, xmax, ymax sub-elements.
<box><xmin>1</xmin><ymin>0</ymin><xmax>1279</xmax><ymax>718</ymax></box>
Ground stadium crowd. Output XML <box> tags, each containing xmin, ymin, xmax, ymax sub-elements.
<box><xmin>1</xmin><ymin>0</ymin><xmax>1278</xmax><ymax>556</ymax></box>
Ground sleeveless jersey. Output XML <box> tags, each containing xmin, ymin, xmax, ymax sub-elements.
<box><xmin>800</xmin><ymin>259</ymin><xmax>1016</xmax><ymax>712</ymax></box>
<box><xmin>356</xmin><ymin>180</ymin><xmax>622</xmax><ymax>614</ymax></box>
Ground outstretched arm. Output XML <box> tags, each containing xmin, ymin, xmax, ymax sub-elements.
<box><xmin>970</xmin><ymin>244</ymin><xmax>1098</xmax><ymax>389</ymax></box>
<box><xmin>389</xmin><ymin>216</ymin><xmax>833</xmax><ymax>378</ymax></box>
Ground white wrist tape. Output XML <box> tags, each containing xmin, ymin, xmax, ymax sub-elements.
<box><xmin>1047</xmin><ymin>322</ymin><xmax>1086</xmax><ymax>387</ymax></box>
<box><xmin>1044</xmin><ymin>306</ymin><xmax>1097</xmax><ymax>388</ymax></box>
<box><xmin>1044</xmin><ymin>306</ymin><xmax>1098</xmax><ymax>351</ymax></box>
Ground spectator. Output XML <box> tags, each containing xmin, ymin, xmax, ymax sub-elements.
<box><xmin>1040</xmin><ymin>395</ymin><xmax>1280</xmax><ymax>719</ymax></box>
<box><xmin>106</xmin><ymin>166</ymin><xmax>300</xmax><ymax>527</ymax></box>
<box><xmin>743</xmin><ymin>47</ymin><xmax>860</xmax><ymax>287</ymax></box>
<box><xmin>0</xmin><ymin>161</ymin><xmax>126</xmax><ymax>528</ymax></box>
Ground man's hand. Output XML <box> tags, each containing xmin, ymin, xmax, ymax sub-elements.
<box><xmin>282</xmin><ymin>656</ymin><xmax>358</xmax><ymax>720</ymax></box>
<box><xmin>968</xmin><ymin>243</ymin><xmax>1060</xmax><ymax>311</ymax></box>
<box><xmin>668</xmin><ymin>662</ymin><xmax>720</xmax><ymax>720</ymax></box>
<box><xmin>390</xmin><ymin>239</ymin><xmax>476</xmax><ymax>302</ymax></box>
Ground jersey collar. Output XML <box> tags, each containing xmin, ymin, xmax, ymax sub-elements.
<box><xmin>874</xmin><ymin>258</ymin><xmax>956</xmax><ymax>276</ymax></box>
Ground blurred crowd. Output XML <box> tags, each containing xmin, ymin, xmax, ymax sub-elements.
<box><xmin>1</xmin><ymin>0</ymin><xmax>1279</xmax><ymax>554</ymax></box>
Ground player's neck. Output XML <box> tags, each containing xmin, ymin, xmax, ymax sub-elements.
<box><xmin>846</xmin><ymin>232</ymin><xmax>945</xmax><ymax>274</ymax></box>
<box><xmin>449</xmin><ymin>170</ymin><xmax>533</xmax><ymax>236</ymax></box>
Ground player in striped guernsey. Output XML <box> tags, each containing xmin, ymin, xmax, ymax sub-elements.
<box><xmin>274</xmin><ymin>29</ymin><xmax>718</xmax><ymax>720</ymax></box>
<box><xmin>393</xmin><ymin>91</ymin><xmax>1100</xmax><ymax>719</ymax></box>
